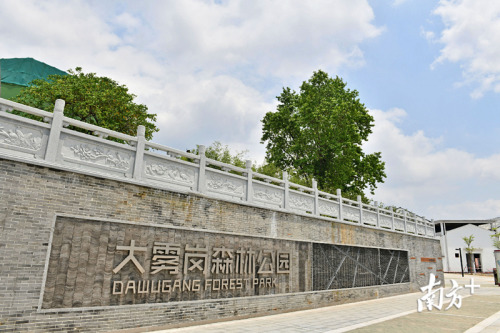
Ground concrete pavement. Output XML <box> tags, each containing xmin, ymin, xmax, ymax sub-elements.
<box><xmin>136</xmin><ymin>273</ymin><xmax>500</xmax><ymax>333</ymax></box>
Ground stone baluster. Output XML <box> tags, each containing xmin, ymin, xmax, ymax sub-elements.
<box><xmin>198</xmin><ymin>145</ymin><xmax>206</xmax><ymax>193</ymax></box>
<box><xmin>357</xmin><ymin>195</ymin><xmax>363</xmax><ymax>224</ymax></box>
<box><xmin>283</xmin><ymin>171</ymin><xmax>289</xmax><ymax>209</ymax></box>
<box><xmin>312</xmin><ymin>179</ymin><xmax>318</xmax><ymax>216</ymax></box>
<box><xmin>403</xmin><ymin>210</ymin><xmax>407</xmax><ymax>233</ymax></box>
<box><xmin>337</xmin><ymin>189</ymin><xmax>343</xmax><ymax>221</ymax></box>
<box><xmin>246</xmin><ymin>159</ymin><xmax>253</xmax><ymax>203</ymax></box>
<box><xmin>133</xmin><ymin>125</ymin><xmax>146</xmax><ymax>180</ymax></box>
<box><xmin>45</xmin><ymin>99</ymin><xmax>65</xmax><ymax>162</ymax></box>
<box><xmin>391</xmin><ymin>209</ymin><xmax>395</xmax><ymax>230</ymax></box>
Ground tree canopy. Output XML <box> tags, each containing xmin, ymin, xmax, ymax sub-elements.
<box><xmin>261</xmin><ymin>70</ymin><xmax>386</xmax><ymax>200</ymax></box>
<box><xmin>197</xmin><ymin>141</ymin><xmax>313</xmax><ymax>187</ymax></box>
<box><xmin>14</xmin><ymin>67</ymin><xmax>159</xmax><ymax>140</ymax></box>
<box><xmin>203</xmin><ymin>141</ymin><xmax>248</xmax><ymax>169</ymax></box>
<box><xmin>491</xmin><ymin>227</ymin><xmax>500</xmax><ymax>250</ymax></box>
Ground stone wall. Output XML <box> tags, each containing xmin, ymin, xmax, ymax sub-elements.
<box><xmin>0</xmin><ymin>97</ymin><xmax>436</xmax><ymax>240</ymax></box>
<box><xmin>0</xmin><ymin>158</ymin><xmax>443</xmax><ymax>332</ymax></box>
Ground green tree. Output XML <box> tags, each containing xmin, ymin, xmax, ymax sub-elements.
<box><xmin>189</xmin><ymin>142</ymin><xmax>309</xmax><ymax>187</ymax></box>
<box><xmin>261</xmin><ymin>70</ymin><xmax>386</xmax><ymax>200</ymax></box>
<box><xmin>253</xmin><ymin>160</ymin><xmax>282</xmax><ymax>178</ymax></box>
<box><xmin>254</xmin><ymin>161</ymin><xmax>312</xmax><ymax>187</ymax></box>
<box><xmin>462</xmin><ymin>235</ymin><xmax>477</xmax><ymax>274</ymax></box>
<box><xmin>491</xmin><ymin>227</ymin><xmax>500</xmax><ymax>250</ymax></box>
<box><xmin>14</xmin><ymin>67</ymin><xmax>158</xmax><ymax>140</ymax></box>
<box><xmin>187</xmin><ymin>142</ymin><xmax>249</xmax><ymax>173</ymax></box>
<box><xmin>204</xmin><ymin>141</ymin><xmax>248</xmax><ymax>168</ymax></box>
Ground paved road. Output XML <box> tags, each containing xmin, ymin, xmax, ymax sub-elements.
<box><xmin>141</xmin><ymin>274</ymin><xmax>500</xmax><ymax>333</ymax></box>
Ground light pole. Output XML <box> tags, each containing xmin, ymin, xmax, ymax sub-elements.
<box><xmin>455</xmin><ymin>248</ymin><xmax>464</xmax><ymax>277</ymax></box>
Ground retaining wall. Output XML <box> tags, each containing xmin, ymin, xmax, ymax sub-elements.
<box><xmin>0</xmin><ymin>158</ymin><xmax>443</xmax><ymax>332</ymax></box>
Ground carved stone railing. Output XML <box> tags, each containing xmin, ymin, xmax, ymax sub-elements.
<box><xmin>0</xmin><ymin>98</ymin><xmax>436</xmax><ymax>238</ymax></box>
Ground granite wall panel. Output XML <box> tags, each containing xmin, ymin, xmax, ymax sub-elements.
<box><xmin>0</xmin><ymin>158</ymin><xmax>443</xmax><ymax>332</ymax></box>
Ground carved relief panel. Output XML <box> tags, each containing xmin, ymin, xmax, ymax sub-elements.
<box><xmin>0</xmin><ymin>118</ymin><xmax>48</xmax><ymax>157</ymax></box>
<box><xmin>60</xmin><ymin>134</ymin><xmax>134</xmax><ymax>175</ymax></box>
<box><xmin>289</xmin><ymin>192</ymin><xmax>314</xmax><ymax>212</ymax></box>
<box><xmin>362</xmin><ymin>211</ymin><xmax>377</xmax><ymax>226</ymax></box>
<box><xmin>253</xmin><ymin>183</ymin><xmax>284</xmax><ymax>208</ymax></box>
<box><xmin>206</xmin><ymin>171</ymin><xmax>245</xmax><ymax>199</ymax></box>
<box><xmin>379</xmin><ymin>215</ymin><xmax>393</xmax><ymax>229</ymax></box>
<box><xmin>342</xmin><ymin>205</ymin><xmax>360</xmax><ymax>222</ymax></box>
<box><xmin>144</xmin><ymin>155</ymin><xmax>197</xmax><ymax>189</ymax></box>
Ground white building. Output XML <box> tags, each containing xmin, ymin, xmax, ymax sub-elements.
<box><xmin>435</xmin><ymin>219</ymin><xmax>499</xmax><ymax>273</ymax></box>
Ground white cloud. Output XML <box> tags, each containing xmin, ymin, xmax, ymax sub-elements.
<box><xmin>364</xmin><ymin>108</ymin><xmax>500</xmax><ymax>219</ymax></box>
<box><xmin>420</xmin><ymin>27</ymin><xmax>435</xmax><ymax>42</ymax></box>
<box><xmin>0</xmin><ymin>0</ymin><xmax>382</xmax><ymax>158</ymax></box>
<box><xmin>432</xmin><ymin>0</ymin><xmax>500</xmax><ymax>98</ymax></box>
<box><xmin>150</xmin><ymin>73</ymin><xmax>274</xmax><ymax>157</ymax></box>
<box><xmin>428</xmin><ymin>199</ymin><xmax>500</xmax><ymax>220</ymax></box>
<box><xmin>2</xmin><ymin>0</ymin><xmax>497</xmax><ymax>221</ymax></box>
<box><xmin>141</xmin><ymin>0</ymin><xmax>382</xmax><ymax>78</ymax></box>
<box><xmin>0</xmin><ymin>0</ymin><xmax>160</xmax><ymax>93</ymax></box>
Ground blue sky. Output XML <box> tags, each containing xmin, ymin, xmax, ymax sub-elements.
<box><xmin>1</xmin><ymin>0</ymin><xmax>499</xmax><ymax>220</ymax></box>
<box><xmin>346</xmin><ymin>1</ymin><xmax>500</xmax><ymax>156</ymax></box>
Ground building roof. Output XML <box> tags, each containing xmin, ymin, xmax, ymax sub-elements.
<box><xmin>434</xmin><ymin>218</ymin><xmax>499</xmax><ymax>233</ymax></box>
<box><xmin>0</xmin><ymin>57</ymin><xmax>67</xmax><ymax>87</ymax></box>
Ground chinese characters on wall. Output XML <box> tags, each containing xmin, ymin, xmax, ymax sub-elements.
<box><xmin>42</xmin><ymin>216</ymin><xmax>418</xmax><ymax>310</ymax></box>
<box><xmin>111</xmin><ymin>239</ymin><xmax>291</xmax><ymax>296</ymax></box>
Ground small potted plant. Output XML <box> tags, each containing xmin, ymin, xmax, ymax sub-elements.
<box><xmin>462</xmin><ymin>235</ymin><xmax>477</xmax><ymax>274</ymax></box>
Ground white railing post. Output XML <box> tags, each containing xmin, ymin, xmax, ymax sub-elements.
<box><xmin>283</xmin><ymin>171</ymin><xmax>289</xmax><ymax>209</ymax></box>
<box><xmin>133</xmin><ymin>125</ymin><xmax>146</xmax><ymax>180</ymax></box>
<box><xmin>312</xmin><ymin>179</ymin><xmax>318</xmax><ymax>216</ymax></box>
<box><xmin>391</xmin><ymin>209</ymin><xmax>395</xmax><ymax>230</ymax></box>
<box><xmin>403</xmin><ymin>210</ymin><xmax>407</xmax><ymax>233</ymax></box>
<box><xmin>431</xmin><ymin>219</ymin><xmax>435</xmax><ymax>237</ymax></box>
<box><xmin>198</xmin><ymin>145</ymin><xmax>206</xmax><ymax>193</ymax></box>
<box><xmin>45</xmin><ymin>99</ymin><xmax>65</xmax><ymax>162</ymax></box>
<box><xmin>337</xmin><ymin>189</ymin><xmax>343</xmax><ymax>221</ymax></box>
<box><xmin>375</xmin><ymin>201</ymin><xmax>380</xmax><ymax>228</ymax></box>
<box><xmin>246</xmin><ymin>159</ymin><xmax>253</xmax><ymax>203</ymax></box>
<box><xmin>357</xmin><ymin>195</ymin><xmax>363</xmax><ymax>224</ymax></box>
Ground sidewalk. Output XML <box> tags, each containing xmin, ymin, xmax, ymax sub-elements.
<box><xmin>141</xmin><ymin>273</ymin><xmax>500</xmax><ymax>333</ymax></box>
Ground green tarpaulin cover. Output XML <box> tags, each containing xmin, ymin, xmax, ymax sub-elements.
<box><xmin>0</xmin><ymin>57</ymin><xmax>67</xmax><ymax>99</ymax></box>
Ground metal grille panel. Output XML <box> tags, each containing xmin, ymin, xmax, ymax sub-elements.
<box><xmin>312</xmin><ymin>243</ymin><xmax>409</xmax><ymax>291</ymax></box>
